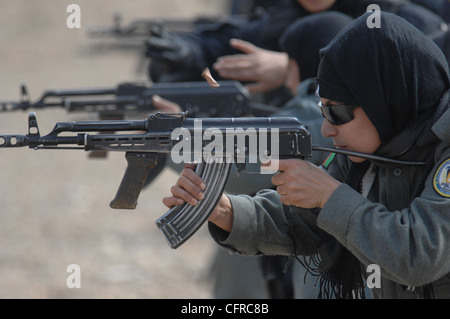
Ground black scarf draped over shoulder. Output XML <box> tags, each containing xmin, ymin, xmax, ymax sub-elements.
<box><xmin>305</xmin><ymin>12</ymin><xmax>450</xmax><ymax>299</ymax></box>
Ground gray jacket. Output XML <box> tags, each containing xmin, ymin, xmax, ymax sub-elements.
<box><xmin>209</xmin><ymin>107</ymin><xmax>450</xmax><ymax>299</ymax></box>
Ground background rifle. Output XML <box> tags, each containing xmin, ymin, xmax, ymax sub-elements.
<box><xmin>87</xmin><ymin>13</ymin><xmax>227</xmax><ymax>39</ymax></box>
<box><xmin>0</xmin><ymin>112</ymin><xmax>311</xmax><ymax>248</ymax></box>
<box><xmin>0</xmin><ymin>80</ymin><xmax>276</xmax><ymax>118</ymax></box>
<box><xmin>86</xmin><ymin>12</ymin><xmax>258</xmax><ymax>40</ymax></box>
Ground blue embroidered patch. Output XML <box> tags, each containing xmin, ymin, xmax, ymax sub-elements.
<box><xmin>433</xmin><ymin>158</ymin><xmax>450</xmax><ymax>197</ymax></box>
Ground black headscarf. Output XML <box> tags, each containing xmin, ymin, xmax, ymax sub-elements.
<box><xmin>279</xmin><ymin>12</ymin><xmax>353</xmax><ymax>81</ymax></box>
<box><xmin>316</xmin><ymin>11</ymin><xmax>449</xmax><ymax>143</ymax></box>
<box><xmin>310</xmin><ymin>12</ymin><xmax>450</xmax><ymax>299</ymax></box>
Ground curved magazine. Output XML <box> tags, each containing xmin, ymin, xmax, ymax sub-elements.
<box><xmin>155</xmin><ymin>160</ymin><xmax>232</xmax><ymax>249</ymax></box>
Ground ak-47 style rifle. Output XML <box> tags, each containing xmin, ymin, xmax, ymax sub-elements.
<box><xmin>86</xmin><ymin>12</ymin><xmax>255</xmax><ymax>39</ymax></box>
<box><xmin>0</xmin><ymin>112</ymin><xmax>311</xmax><ymax>248</ymax></box>
<box><xmin>0</xmin><ymin>81</ymin><xmax>276</xmax><ymax>118</ymax></box>
<box><xmin>86</xmin><ymin>13</ymin><xmax>224</xmax><ymax>38</ymax></box>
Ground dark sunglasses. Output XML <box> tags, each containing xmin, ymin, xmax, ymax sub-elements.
<box><xmin>318</xmin><ymin>101</ymin><xmax>359</xmax><ymax>126</ymax></box>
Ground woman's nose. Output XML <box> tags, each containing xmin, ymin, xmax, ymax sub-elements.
<box><xmin>321</xmin><ymin>119</ymin><xmax>337</xmax><ymax>138</ymax></box>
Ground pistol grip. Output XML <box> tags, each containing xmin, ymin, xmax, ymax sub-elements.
<box><xmin>110</xmin><ymin>152</ymin><xmax>158</xmax><ymax>209</ymax></box>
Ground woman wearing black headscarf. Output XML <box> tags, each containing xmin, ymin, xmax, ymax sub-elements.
<box><xmin>280</xmin><ymin>11</ymin><xmax>354</xmax><ymax>84</ymax></box>
<box><xmin>164</xmin><ymin>12</ymin><xmax>450</xmax><ymax>299</ymax></box>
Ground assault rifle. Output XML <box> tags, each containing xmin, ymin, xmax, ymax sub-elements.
<box><xmin>87</xmin><ymin>13</ymin><xmax>226</xmax><ymax>38</ymax></box>
<box><xmin>86</xmin><ymin>12</ymin><xmax>257</xmax><ymax>39</ymax></box>
<box><xmin>0</xmin><ymin>113</ymin><xmax>424</xmax><ymax>248</ymax></box>
<box><xmin>0</xmin><ymin>81</ymin><xmax>277</xmax><ymax>118</ymax></box>
<box><xmin>0</xmin><ymin>112</ymin><xmax>311</xmax><ymax>248</ymax></box>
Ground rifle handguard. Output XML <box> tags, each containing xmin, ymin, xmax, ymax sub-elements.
<box><xmin>155</xmin><ymin>160</ymin><xmax>232</xmax><ymax>249</ymax></box>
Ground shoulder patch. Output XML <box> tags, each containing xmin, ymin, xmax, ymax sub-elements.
<box><xmin>322</xmin><ymin>153</ymin><xmax>336</xmax><ymax>169</ymax></box>
<box><xmin>433</xmin><ymin>158</ymin><xmax>450</xmax><ymax>197</ymax></box>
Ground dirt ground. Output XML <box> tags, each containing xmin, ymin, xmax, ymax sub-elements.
<box><xmin>0</xmin><ymin>0</ymin><xmax>232</xmax><ymax>298</ymax></box>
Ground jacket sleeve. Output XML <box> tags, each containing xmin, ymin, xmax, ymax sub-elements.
<box><xmin>208</xmin><ymin>190</ymin><xmax>291</xmax><ymax>255</ymax></box>
<box><xmin>208</xmin><ymin>189</ymin><xmax>331</xmax><ymax>257</ymax></box>
<box><xmin>317</xmin><ymin>145</ymin><xmax>450</xmax><ymax>287</ymax></box>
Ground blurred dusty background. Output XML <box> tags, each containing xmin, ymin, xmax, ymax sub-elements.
<box><xmin>0</xmin><ymin>0</ymin><xmax>233</xmax><ymax>298</ymax></box>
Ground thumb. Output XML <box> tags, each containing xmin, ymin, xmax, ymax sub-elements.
<box><xmin>229</xmin><ymin>38</ymin><xmax>258</xmax><ymax>54</ymax></box>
